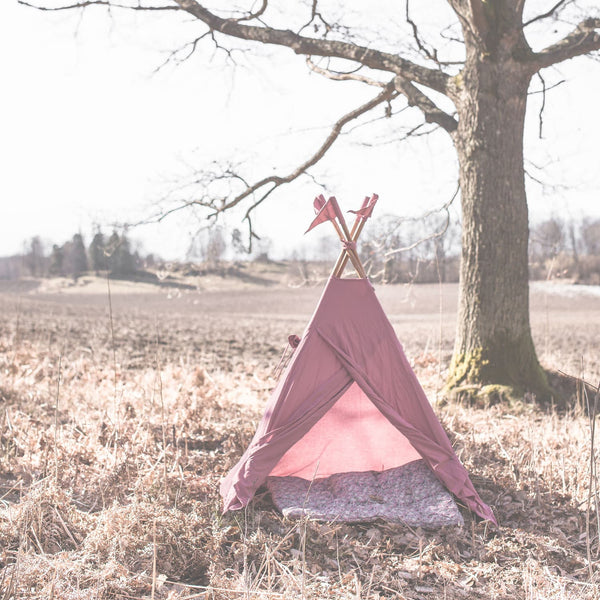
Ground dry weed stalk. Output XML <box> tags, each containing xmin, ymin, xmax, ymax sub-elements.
<box><xmin>53</xmin><ymin>355</ymin><xmax>61</xmax><ymax>486</ymax></box>
<box><xmin>582</xmin><ymin>379</ymin><xmax>600</xmax><ymax>578</ymax></box>
<box><xmin>155</xmin><ymin>321</ymin><xmax>169</xmax><ymax>501</ymax></box>
<box><xmin>106</xmin><ymin>273</ymin><xmax>119</xmax><ymax>436</ymax></box>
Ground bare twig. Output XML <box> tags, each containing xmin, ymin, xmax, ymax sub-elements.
<box><xmin>153</xmin><ymin>31</ymin><xmax>212</xmax><ymax>73</ymax></box>
<box><xmin>18</xmin><ymin>0</ymin><xmax>179</xmax><ymax>10</ymax></box>
<box><xmin>537</xmin><ymin>72</ymin><xmax>546</xmax><ymax>139</ymax></box>
<box><xmin>357</xmin><ymin>121</ymin><xmax>437</xmax><ymax>147</ymax></box>
<box><xmin>393</xmin><ymin>76</ymin><xmax>458</xmax><ymax>132</ymax></box>
<box><xmin>106</xmin><ymin>273</ymin><xmax>119</xmax><ymax>437</ymax></box>
<box><xmin>155</xmin><ymin>320</ymin><xmax>168</xmax><ymax>500</ymax></box>
<box><xmin>583</xmin><ymin>381</ymin><xmax>599</xmax><ymax>578</ymax></box>
<box><xmin>306</xmin><ymin>57</ymin><xmax>386</xmax><ymax>87</ymax></box>
<box><xmin>53</xmin><ymin>355</ymin><xmax>62</xmax><ymax>484</ymax></box>
<box><xmin>384</xmin><ymin>185</ymin><xmax>459</xmax><ymax>257</ymax></box>
<box><xmin>385</xmin><ymin>215</ymin><xmax>451</xmax><ymax>257</ymax></box>
<box><xmin>439</xmin><ymin>22</ymin><xmax>464</xmax><ymax>45</ymax></box>
<box><xmin>405</xmin><ymin>0</ymin><xmax>463</xmax><ymax>67</ymax></box>
<box><xmin>527</xmin><ymin>79</ymin><xmax>565</xmax><ymax>95</ymax></box>
<box><xmin>229</xmin><ymin>0</ymin><xmax>268</xmax><ymax>23</ymax></box>
<box><xmin>523</xmin><ymin>0</ymin><xmax>570</xmax><ymax>27</ymax></box>
<box><xmin>298</xmin><ymin>0</ymin><xmax>333</xmax><ymax>36</ymax></box>
<box><xmin>406</xmin><ymin>0</ymin><xmax>439</xmax><ymax>64</ymax></box>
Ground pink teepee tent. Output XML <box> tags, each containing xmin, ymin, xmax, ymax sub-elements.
<box><xmin>221</xmin><ymin>195</ymin><xmax>496</xmax><ymax>525</ymax></box>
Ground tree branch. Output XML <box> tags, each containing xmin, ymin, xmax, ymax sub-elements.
<box><xmin>385</xmin><ymin>212</ymin><xmax>451</xmax><ymax>257</ymax></box>
<box><xmin>357</xmin><ymin>122</ymin><xmax>439</xmax><ymax>147</ymax></box>
<box><xmin>405</xmin><ymin>0</ymin><xmax>464</xmax><ymax>67</ymax></box>
<box><xmin>230</xmin><ymin>0</ymin><xmax>268</xmax><ymax>23</ymax></box>
<box><xmin>532</xmin><ymin>17</ymin><xmax>600</xmax><ymax>70</ymax></box>
<box><xmin>393</xmin><ymin>76</ymin><xmax>458</xmax><ymax>133</ymax></box>
<box><xmin>306</xmin><ymin>57</ymin><xmax>387</xmax><ymax>87</ymax></box>
<box><xmin>536</xmin><ymin>72</ymin><xmax>546</xmax><ymax>139</ymax></box>
<box><xmin>523</xmin><ymin>0</ymin><xmax>569</xmax><ymax>27</ymax></box>
<box><xmin>153</xmin><ymin>31</ymin><xmax>211</xmax><ymax>72</ymax></box>
<box><xmin>18</xmin><ymin>0</ymin><xmax>179</xmax><ymax>10</ymax></box>
<box><xmin>445</xmin><ymin>0</ymin><xmax>488</xmax><ymax>54</ymax></box>
<box><xmin>406</xmin><ymin>0</ymin><xmax>439</xmax><ymax>64</ymax></box>
<box><xmin>172</xmin><ymin>0</ymin><xmax>451</xmax><ymax>94</ymax></box>
<box><xmin>228</xmin><ymin>81</ymin><xmax>398</xmax><ymax>216</ymax></box>
<box><xmin>298</xmin><ymin>0</ymin><xmax>333</xmax><ymax>36</ymax></box>
<box><xmin>363</xmin><ymin>185</ymin><xmax>459</xmax><ymax>263</ymax></box>
<box><xmin>148</xmin><ymin>81</ymin><xmax>398</xmax><ymax>242</ymax></box>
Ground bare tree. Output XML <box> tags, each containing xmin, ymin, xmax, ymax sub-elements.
<box><xmin>89</xmin><ymin>231</ymin><xmax>109</xmax><ymax>274</ymax></box>
<box><xmin>360</xmin><ymin>208</ymin><xmax>461</xmax><ymax>284</ymax></box>
<box><xmin>530</xmin><ymin>218</ymin><xmax>565</xmax><ymax>262</ymax></box>
<box><xmin>581</xmin><ymin>218</ymin><xmax>600</xmax><ymax>257</ymax></box>
<box><xmin>48</xmin><ymin>244</ymin><xmax>65</xmax><ymax>276</ymax></box>
<box><xmin>188</xmin><ymin>226</ymin><xmax>227</xmax><ymax>266</ymax></box>
<box><xmin>24</xmin><ymin>236</ymin><xmax>45</xmax><ymax>278</ymax></box>
<box><xmin>21</xmin><ymin>0</ymin><xmax>600</xmax><ymax>400</ymax></box>
<box><xmin>64</xmin><ymin>233</ymin><xmax>89</xmax><ymax>279</ymax></box>
<box><xmin>106</xmin><ymin>231</ymin><xmax>136</xmax><ymax>277</ymax></box>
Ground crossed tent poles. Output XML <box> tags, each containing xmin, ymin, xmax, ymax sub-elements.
<box><xmin>305</xmin><ymin>193</ymin><xmax>378</xmax><ymax>279</ymax></box>
<box><xmin>271</xmin><ymin>193</ymin><xmax>379</xmax><ymax>379</ymax></box>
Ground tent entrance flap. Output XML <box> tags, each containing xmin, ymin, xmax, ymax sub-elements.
<box><xmin>269</xmin><ymin>382</ymin><xmax>423</xmax><ymax>480</ymax></box>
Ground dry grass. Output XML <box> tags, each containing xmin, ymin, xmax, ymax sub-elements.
<box><xmin>0</xmin><ymin>280</ymin><xmax>599</xmax><ymax>599</ymax></box>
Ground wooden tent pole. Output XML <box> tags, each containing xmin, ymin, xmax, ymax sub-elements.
<box><xmin>333</xmin><ymin>204</ymin><xmax>368</xmax><ymax>279</ymax></box>
<box><xmin>332</xmin><ymin>214</ymin><xmax>363</xmax><ymax>278</ymax></box>
<box><xmin>328</xmin><ymin>219</ymin><xmax>367</xmax><ymax>278</ymax></box>
<box><xmin>334</xmin><ymin>217</ymin><xmax>369</xmax><ymax>278</ymax></box>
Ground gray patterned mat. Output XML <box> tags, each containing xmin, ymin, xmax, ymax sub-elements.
<box><xmin>267</xmin><ymin>459</ymin><xmax>464</xmax><ymax>527</ymax></box>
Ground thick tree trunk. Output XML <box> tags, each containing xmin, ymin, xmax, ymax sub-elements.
<box><xmin>447</xmin><ymin>60</ymin><xmax>551</xmax><ymax>402</ymax></box>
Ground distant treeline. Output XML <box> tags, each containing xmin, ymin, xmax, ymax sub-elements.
<box><xmin>356</xmin><ymin>215</ymin><xmax>600</xmax><ymax>285</ymax></box>
<box><xmin>528</xmin><ymin>217</ymin><xmax>600</xmax><ymax>284</ymax></box>
<box><xmin>0</xmin><ymin>232</ymin><xmax>158</xmax><ymax>280</ymax></box>
<box><xmin>2</xmin><ymin>216</ymin><xmax>600</xmax><ymax>284</ymax></box>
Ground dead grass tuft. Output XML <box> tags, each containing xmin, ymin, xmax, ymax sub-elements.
<box><xmin>83</xmin><ymin>501</ymin><xmax>210</xmax><ymax>584</ymax></box>
<box><xmin>0</xmin><ymin>480</ymin><xmax>93</xmax><ymax>556</ymax></box>
<box><xmin>2</xmin><ymin>553</ymin><xmax>152</xmax><ymax>600</ymax></box>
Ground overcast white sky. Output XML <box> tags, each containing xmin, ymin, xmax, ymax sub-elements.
<box><xmin>2</xmin><ymin>1</ymin><xmax>600</xmax><ymax>259</ymax></box>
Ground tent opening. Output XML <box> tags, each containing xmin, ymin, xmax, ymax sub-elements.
<box><xmin>269</xmin><ymin>382</ymin><xmax>423</xmax><ymax>480</ymax></box>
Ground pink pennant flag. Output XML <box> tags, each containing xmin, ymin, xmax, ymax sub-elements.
<box><xmin>349</xmin><ymin>193</ymin><xmax>379</xmax><ymax>220</ymax></box>
<box><xmin>313</xmin><ymin>194</ymin><xmax>326</xmax><ymax>213</ymax></box>
<box><xmin>305</xmin><ymin>195</ymin><xmax>339</xmax><ymax>234</ymax></box>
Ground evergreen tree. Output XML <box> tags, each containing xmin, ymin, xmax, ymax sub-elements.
<box><xmin>48</xmin><ymin>244</ymin><xmax>64</xmax><ymax>276</ymax></box>
<box><xmin>70</xmin><ymin>234</ymin><xmax>88</xmax><ymax>278</ymax></box>
<box><xmin>581</xmin><ymin>219</ymin><xmax>600</xmax><ymax>257</ymax></box>
<box><xmin>25</xmin><ymin>236</ymin><xmax>44</xmax><ymax>277</ymax></box>
<box><xmin>88</xmin><ymin>231</ymin><xmax>108</xmax><ymax>274</ymax></box>
<box><xmin>116</xmin><ymin>234</ymin><xmax>135</xmax><ymax>275</ymax></box>
<box><xmin>107</xmin><ymin>231</ymin><xmax>136</xmax><ymax>277</ymax></box>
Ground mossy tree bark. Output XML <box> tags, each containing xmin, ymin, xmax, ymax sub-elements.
<box><xmin>446</xmin><ymin>5</ymin><xmax>551</xmax><ymax>400</ymax></box>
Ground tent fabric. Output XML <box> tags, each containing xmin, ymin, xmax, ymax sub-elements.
<box><xmin>220</xmin><ymin>276</ymin><xmax>496</xmax><ymax>524</ymax></box>
<box><xmin>268</xmin><ymin>381</ymin><xmax>422</xmax><ymax>480</ymax></box>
